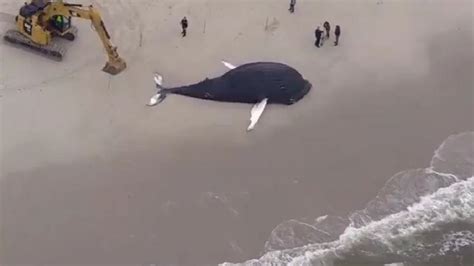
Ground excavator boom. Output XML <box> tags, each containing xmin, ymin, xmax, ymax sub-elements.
<box><xmin>43</xmin><ymin>1</ymin><xmax>126</xmax><ymax>74</ymax></box>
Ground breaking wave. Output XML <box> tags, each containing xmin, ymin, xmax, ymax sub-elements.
<box><xmin>222</xmin><ymin>132</ymin><xmax>474</xmax><ymax>266</ymax></box>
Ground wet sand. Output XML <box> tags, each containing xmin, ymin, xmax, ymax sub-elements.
<box><xmin>1</xmin><ymin>0</ymin><xmax>473</xmax><ymax>264</ymax></box>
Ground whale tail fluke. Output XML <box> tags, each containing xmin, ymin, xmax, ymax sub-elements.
<box><xmin>147</xmin><ymin>92</ymin><xmax>167</xmax><ymax>106</ymax></box>
<box><xmin>153</xmin><ymin>72</ymin><xmax>164</xmax><ymax>88</ymax></box>
<box><xmin>147</xmin><ymin>73</ymin><xmax>168</xmax><ymax>106</ymax></box>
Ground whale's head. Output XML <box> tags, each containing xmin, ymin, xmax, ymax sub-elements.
<box><xmin>277</xmin><ymin>79</ymin><xmax>312</xmax><ymax>105</ymax></box>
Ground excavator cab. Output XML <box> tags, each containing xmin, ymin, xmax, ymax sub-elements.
<box><xmin>47</xmin><ymin>15</ymin><xmax>76</xmax><ymax>41</ymax></box>
<box><xmin>51</xmin><ymin>15</ymin><xmax>67</xmax><ymax>31</ymax></box>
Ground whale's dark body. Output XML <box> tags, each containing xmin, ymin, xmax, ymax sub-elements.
<box><xmin>162</xmin><ymin>62</ymin><xmax>312</xmax><ymax>105</ymax></box>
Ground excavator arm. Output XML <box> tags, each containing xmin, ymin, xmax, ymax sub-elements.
<box><xmin>43</xmin><ymin>0</ymin><xmax>126</xmax><ymax>74</ymax></box>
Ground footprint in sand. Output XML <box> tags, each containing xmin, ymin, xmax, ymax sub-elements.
<box><xmin>265</xmin><ymin>17</ymin><xmax>280</xmax><ymax>33</ymax></box>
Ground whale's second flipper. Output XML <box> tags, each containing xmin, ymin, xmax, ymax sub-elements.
<box><xmin>222</xmin><ymin>60</ymin><xmax>237</xmax><ymax>70</ymax></box>
<box><xmin>248</xmin><ymin>98</ymin><xmax>268</xmax><ymax>131</ymax></box>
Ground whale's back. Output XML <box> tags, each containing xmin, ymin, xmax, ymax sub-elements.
<box><xmin>221</xmin><ymin>62</ymin><xmax>311</xmax><ymax>104</ymax></box>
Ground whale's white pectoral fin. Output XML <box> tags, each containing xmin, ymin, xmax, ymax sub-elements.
<box><xmin>147</xmin><ymin>93</ymin><xmax>161</xmax><ymax>106</ymax></box>
<box><xmin>221</xmin><ymin>60</ymin><xmax>237</xmax><ymax>70</ymax></box>
<box><xmin>248</xmin><ymin>98</ymin><xmax>268</xmax><ymax>131</ymax></box>
<box><xmin>153</xmin><ymin>73</ymin><xmax>163</xmax><ymax>86</ymax></box>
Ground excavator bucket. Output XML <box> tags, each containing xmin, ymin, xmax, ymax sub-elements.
<box><xmin>102</xmin><ymin>57</ymin><xmax>127</xmax><ymax>75</ymax></box>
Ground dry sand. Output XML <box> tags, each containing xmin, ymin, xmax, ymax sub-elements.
<box><xmin>1</xmin><ymin>0</ymin><xmax>473</xmax><ymax>264</ymax></box>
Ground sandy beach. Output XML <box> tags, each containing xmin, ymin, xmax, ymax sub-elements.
<box><xmin>1</xmin><ymin>0</ymin><xmax>473</xmax><ymax>264</ymax></box>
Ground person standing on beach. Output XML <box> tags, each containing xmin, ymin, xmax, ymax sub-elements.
<box><xmin>181</xmin><ymin>17</ymin><xmax>188</xmax><ymax>37</ymax></box>
<box><xmin>323</xmin><ymin>21</ymin><xmax>331</xmax><ymax>39</ymax></box>
<box><xmin>289</xmin><ymin>0</ymin><xmax>296</xmax><ymax>13</ymax></box>
<box><xmin>315</xmin><ymin>26</ymin><xmax>323</xmax><ymax>47</ymax></box>
<box><xmin>334</xmin><ymin>25</ymin><xmax>341</xmax><ymax>46</ymax></box>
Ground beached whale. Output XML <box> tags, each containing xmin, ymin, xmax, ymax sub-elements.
<box><xmin>147</xmin><ymin>61</ymin><xmax>312</xmax><ymax>131</ymax></box>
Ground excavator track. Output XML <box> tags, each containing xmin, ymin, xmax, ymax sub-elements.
<box><xmin>3</xmin><ymin>29</ymin><xmax>68</xmax><ymax>61</ymax></box>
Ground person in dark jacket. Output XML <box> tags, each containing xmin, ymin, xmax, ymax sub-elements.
<box><xmin>323</xmin><ymin>21</ymin><xmax>331</xmax><ymax>39</ymax></box>
<box><xmin>289</xmin><ymin>0</ymin><xmax>296</xmax><ymax>13</ymax></box>
<box><xmin>315</xmin><ymin>26</ymin><xmax>323</xmax><ymax>48</ymax></box>
<box><xmin>181</xmin><ymin>17</ymin><xmax>188</xmax><ymax>37</ymax></box>
<box><xmin>334</xmin><ymin>25</ymin><xmax>341</xmax><ymax>46</ymax></box>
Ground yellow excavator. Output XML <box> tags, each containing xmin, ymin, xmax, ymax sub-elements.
<box><xmin>4</xmin><ymin>0</ymin><xmax>126</xmax><ymax>75</ymax></box>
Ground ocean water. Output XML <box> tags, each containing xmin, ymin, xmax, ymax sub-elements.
<box><xmin>222</xmin><ymin>132</ymin><xmax>474</xmax><ymax>266</ymax></box>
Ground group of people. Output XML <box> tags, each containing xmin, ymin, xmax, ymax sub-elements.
<box><xmin>315</xmin><ymin>21</ymin><xmax>341</xmax><ymax>47</ymax></box>
<box><xmin>289</xmin><ymin>1</ymin><xmax>342</xmax><ymax>47</ymax></box>
<box><xmin>179</xmin><ymin>2</ymin><xmax>342</xmax><ymax>48</ymax></box>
